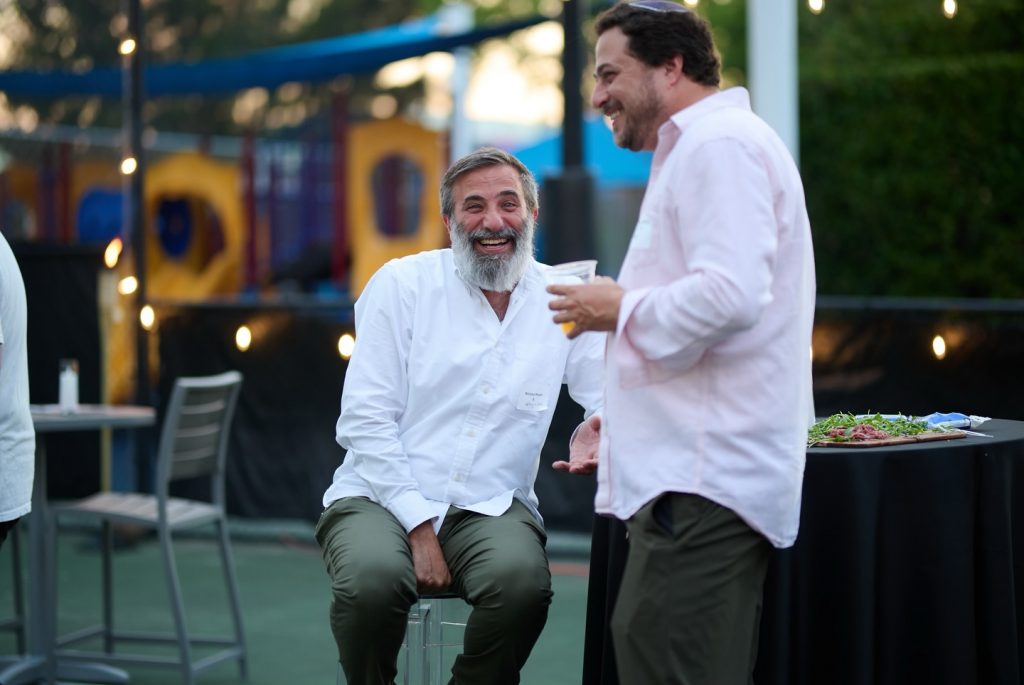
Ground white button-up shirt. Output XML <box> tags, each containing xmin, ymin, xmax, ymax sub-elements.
<box><xmin>0</xmin><ymin>232</ymin><xmax>35</xmax><ymax>522</ymax></box>
<box><xmin>324</xmin><ymin>249</ymin><xmax>605</xmax><ymax>533</ymax></box>
<box><xmin>596</xmin><ymin>88</ymin><xmax>816</xmax><ymax>548</ymax></box>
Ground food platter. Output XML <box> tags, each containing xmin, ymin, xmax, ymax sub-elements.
<box><xmin>811</xmin><ymin>430</ymin><xmax>966</xmax><ymax>448</ymax></box>
<box><xmin>808</xmin><ymin>412</ymin><xmax>968</xmax><ymax>448</ymax></box>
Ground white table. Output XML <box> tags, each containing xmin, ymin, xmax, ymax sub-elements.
<box><xmin>0</xmin><ymin>404</ymin><xmax>154</xmax><ymax>685</ymax></box>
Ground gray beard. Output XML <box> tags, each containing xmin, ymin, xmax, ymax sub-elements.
<box><xmin>450</xmin><ymin>217</ymin><xmax>535</xmax><ymax>293</ymax></box>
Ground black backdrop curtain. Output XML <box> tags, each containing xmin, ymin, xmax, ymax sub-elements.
<box><xmin>14</xmin><ymin>241</ymin><xmax>104</xmax><ymax>499</ymax></box>
<box><xmin>15</xmin><ymin>243</ymin><xmax>1024</xmax><ymax>528</ymax></box>
<box><xmin>156</xmin><ymin>305</ymin><xmax>596</xmax><ymax>527</ymax></box>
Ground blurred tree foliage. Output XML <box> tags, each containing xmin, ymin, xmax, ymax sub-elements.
<box><xmin>794</xmin><ymin>0</ymin><xmax>1024</xmax><ymax>297</ymax></box>
<box><xmin>5</xmin><ymin>1</ymin><xmax>1020</xmax><ymax>298</ymax></box>
<box><xmin>691</xmin><ymin>0</ymin><xmax>1022</xmax><ymax>298</ymax></box>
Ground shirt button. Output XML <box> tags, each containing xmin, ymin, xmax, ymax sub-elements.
<box><xmin>453</xmin><ymin>473</ymin><xmax>467</xmax><ymax>483</ymax></box>
<box><xmin>466</xmin><ymin>429</ymin><xmax>476</xmax><ymax>438</ymax></box>
<box><xmin>482</xmin><ymin>385</ymin><xmax>490</xmax><ymax>394</ymax></box>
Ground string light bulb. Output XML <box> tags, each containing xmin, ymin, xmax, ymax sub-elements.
<box><xmin>808</xmin><ymin>0</ymin><xmax>824</xmax><ymax>14</ymax></box>
<box><xmin>682</xmin><ymin>0</ymin><xmax>699</xmax><ymax>7</ymax></box>
<box><xmin>236</xmin><ymin>325</ymin><xmax>253</xmax><ymax>352</ymax></box>
<box><xmin>104</xmin><ymin>237</ymin><xmax>123</xmax><ymax>269</ymax></box>
<box><xmin>120</xmin><ymin>156</ymin><xmax>137</xmax><ymax>175</ymax></box>
<box><xmin>338</xmin><ymin>333</ymin><xmax>356</xmax><ymax>360</ymax></box>
<box><xmin>139</xmin><ymin>305</ymin><xmax>155</xmax><ymax>330</ymax></box>
<box><xmin>119</xmin><ymin>38</ymin><xmax>137</xmax><ymax>56</ymax></box>
<box><xmin>942</xmin><ymin>0</ymin><xmax>957</xmax><ymax>18</ymax></box>
<box><xmin>932</xmin><ymin>335</ymin><xmax>947</xmax><ymax>360</ymax></box>
<box><xmin>117</xmin><ymin>276</ymin><xmax>138</xmax><ymax>295</ymax></box>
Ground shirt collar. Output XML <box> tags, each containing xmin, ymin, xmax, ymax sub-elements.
<box><xmin>659</xmin><ymin>86</ymin><xmax>752</xmax><ymax>140</ymax></box>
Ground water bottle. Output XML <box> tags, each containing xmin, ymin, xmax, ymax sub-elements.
<box><xmin>58</xmin><ymin>358</ymin><xmax>79</xmax><ymax>413</ymax></box>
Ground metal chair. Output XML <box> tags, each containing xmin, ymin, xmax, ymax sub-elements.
<box><xmin>403</xmin><ymin>592</ymin><xmax>469</xmax><ymax>685</ymax></box>
<box><xmin>51</xmin><ymin>371</ymin><xmax>247</xmax><ymax>685</ymax></box>
<box><xmin>0</xmin><ymin>523</ymin><xmax>27</xmax><ymax>658</ymax></box>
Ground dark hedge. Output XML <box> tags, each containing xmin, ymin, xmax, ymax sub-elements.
<box><xmin>801</xmin><ymin>54</ymin><xmax>1023</xmax><ymax>297</ymax></box>
<box><xmin>793</xmin><ymin>0</ymin><xmax>1024</xmax><ymax>297</ymax></box>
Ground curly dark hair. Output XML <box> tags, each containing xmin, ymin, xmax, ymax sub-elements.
<box><xmin>594</xmin><ymin>2</ymin><xmax>721</xmax><ymax>87</ymax></box>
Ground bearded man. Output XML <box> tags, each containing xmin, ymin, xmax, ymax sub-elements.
<box><xmin>315</xmin><ymin>147</ymin><xmax>604</xmax><ymax>685</ymax></box>
<box><xmin>548</xmin><ymin>3</ymin><xmax>816</xmax><ymax>684</ymax></box>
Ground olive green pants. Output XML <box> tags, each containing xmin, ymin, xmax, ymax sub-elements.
<box><xmin>315</xmin><ymin>497</ymin><xmax>552</xmax><ymax>685</ymax></box>
<box><xmin>612</xmin><ymin>493</ymin><xmax>771</xmax><ymax>685</ymax></box>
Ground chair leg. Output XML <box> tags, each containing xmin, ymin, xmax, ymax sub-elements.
<box><xmin>431</xmin><ymin>600</ymin><xmax>444</xmax><ymax>685</ymax></box>
<box><xmin>101</xmin><ymin>521</ymin><xmax>114</xmax><ymax>654</ymax></box>
<box><xmin>404</xmin><ymin>599</ymin><xmax>427</xmax><ymax>685</ymax></box>
<box><xmin>420</xmin><ymin>601</ymin><xmax>431</xmax><ymax>685</ymax></box>
<box><xmin>157</xmin><ymin>525</ymin><xmax>194</xmax><ymax>685</ymax></box>
<box><xmin>10</xmin><ymin>523</ymin><xmax>26</xmax><ymax>654</ymax></box>
<box><xmin>215</xmin><ymin>517</ymin><xmax>248</xmax><ymax>680</ymax></box>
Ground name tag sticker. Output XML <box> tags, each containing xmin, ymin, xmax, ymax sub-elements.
<box><xmin>516</xmin><ymin>385</ymin><xmax>549</xmax><ymax>412</ymax></box>
<box><xmin>629</xmin><ymin>217</ymin><xmax>653</xmax><ymax>251</ymax></box>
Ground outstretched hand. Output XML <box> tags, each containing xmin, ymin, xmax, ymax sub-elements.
<box><xmin>553</xmin><ymin>414</ymin><xmax>601</xmax><ymax>475</ymax></box>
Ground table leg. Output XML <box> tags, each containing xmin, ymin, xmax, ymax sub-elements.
<box><xmin>0</xmin><ymin>439</ymin><xmax>55</xmax><ymax>685</ymax></box>
<box><xmin>0</xmin><ymin>437</ymin><xmax>129</xmax><ymax>685</ymax></box>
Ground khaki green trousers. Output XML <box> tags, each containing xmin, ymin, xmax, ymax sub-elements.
<box><xmin>612</xmin><ymin>493</ymin><xmax>771</xmax><ymax>685</ymax></box>
<box><xmin>315</xmin><ymin>497</ymin><xmax>552</xmax><ymax>685</ymax></box>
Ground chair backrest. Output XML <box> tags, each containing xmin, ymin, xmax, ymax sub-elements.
<box><xmin>155</xmin><ymin>370</ymin><xmax>243</xmax><ymax>503</ymax></box>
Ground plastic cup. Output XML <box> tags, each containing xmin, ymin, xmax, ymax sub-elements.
<box><xmin>546</xmin><ymin>260</ymin><xmax>597</xmax><ymax>334</ymax></box>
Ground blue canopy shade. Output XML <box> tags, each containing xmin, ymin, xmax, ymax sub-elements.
<box><xmin>0</xmin><ymin>13</ymin><xmax>547</xmax><ymax>99</ymax></box>
<box><xmin>513</xmin><ymin>116</ymin><xmax>652</xmax><ymax>188</ymax></box>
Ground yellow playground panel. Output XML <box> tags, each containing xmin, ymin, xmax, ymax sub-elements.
<box><xmin>144</xmin><ymin>151</ymin><xmax>244</xmax><ymax>298</ymax></box>
<box><xmin>91</xmin><ymin>120</ymin><xmax>445</xmax><ymax>400</ymax></box>
<box><xmin>347</xmin><ymin>118</ymin><xmax>446</xmax><ymax>297</ymax></box>
<box><xmin>1</xmin><ymin>163</ymin><xmax>39</xmax><ymax>237</ymax></box>
<box><xmin>106</xmin><ymin>152</ymin><xmax>245</xmax><ymax>402</ymax></box>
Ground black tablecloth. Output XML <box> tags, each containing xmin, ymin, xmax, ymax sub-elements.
<box><xmin>581</xmin><ymin>419</ymin><xmax>1024</xmax><ymax>685</ymax></box>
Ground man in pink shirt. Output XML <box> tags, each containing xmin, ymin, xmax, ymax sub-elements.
<box><xmin>549</xmin><ymin>2</ymin><xmax>816</xmax><ymax>683</ymax></box>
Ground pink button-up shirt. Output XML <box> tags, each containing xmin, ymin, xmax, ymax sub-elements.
<box><xmin>595</xmin><ymin>88</ymin><xmax>816</xmax><ymax>548</ymax></box>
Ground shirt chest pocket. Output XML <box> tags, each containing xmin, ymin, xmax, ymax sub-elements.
<box><xmin>623</xmin><ymin>216</ymin><xmax>660</xmax><ymax>269</ymax></box>
<box><xmin>507</xmin><ymin>345</ymin><xmax>559</xmax><ymax>422</ymax></box>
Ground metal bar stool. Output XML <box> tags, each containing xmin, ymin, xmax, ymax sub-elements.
<box><xmin>403</xmin><ymin>592</ymin><xmax>469</xmax><ymax>685</ymax></box>
<box><xmin>50</xmin><ymin>371</ymin><xmax>247</xmax><ymax>685</ymax></box>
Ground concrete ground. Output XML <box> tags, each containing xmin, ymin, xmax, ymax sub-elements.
<box><xmin>0</xmin><ymin>520</ymin><xmax>592</xmax><ymax>684</ymax></box>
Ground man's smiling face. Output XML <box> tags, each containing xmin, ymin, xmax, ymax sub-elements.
<box><xmin>446</xmin><ymin>163</ymin><xmax>537</xmax><ymax>293</ymax></box>
<box><xmin>592</xmin><ymin>26</ymin><xmax>666</xmax><ymax>153</ymax></box>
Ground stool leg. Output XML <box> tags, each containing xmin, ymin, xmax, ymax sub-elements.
<box><xmin>431</xmin><ymin>600</ymin><xmax>444</xmax><ymax>685</ymax></box>
<box><xmin>420</xmin><ymin>601</ymin><xmax>431</xmax><ymax>685</ymax></box>
<box><xmin>101</xmin><ymin>521</ymin><xmax>114</xmax><ymax>654</ymax></box>
<box><xmin>404</xmin><ymin>599</ymin><xmax>424</xmax><ymax>685</ymax></box>
<box><xmin>158</xmin><ymin>526</ymin><xmax>194</xmax><ymax>685</ymax></box>
<box><xmin>215</xmin><ymin>517</ymin><xmax>248</xmax><ymax>679</ymax></box>
<box><xmin>11</xmin><ymin>524</ymin><xmax>26</xmax><ymax>654</ymax></box>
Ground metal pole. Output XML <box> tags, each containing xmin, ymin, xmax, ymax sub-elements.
<box><xmin>439</xmin><ymin>3</ymin><xmax>475</xmax><ymax>163</ymax></box>
<box><xmin>123</xmin><ymin>0</ymin><xmax>148</xmax><ymax>410</ymax></box>
<box><xmin>123</xmin><ymin>0</ymin><xmax>152</xmax><ymax>494</ymax></box>
<box><xmin>542</xmin><ymin>0</ymin><xmax>595</xmax><ymax>265</ymax></box>
<box><xmin>561</xmin><ymin>0</ymin><xmax>587</xmax><ymax>169</ymax></box>
<box><xmin>331</xmin><ymin>90</ymin><xmax>350</xmax><ymax>288</ymax></box>
<box><xmin>747</xmin><ymin>0</ymin><xmax>799</xmax><ymax>163</ymax></box>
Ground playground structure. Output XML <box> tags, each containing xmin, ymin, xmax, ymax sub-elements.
<box><xmin>0</xmin><ymin>117</ymin><xmax>446</xmax><ymax>401</ymax></box>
